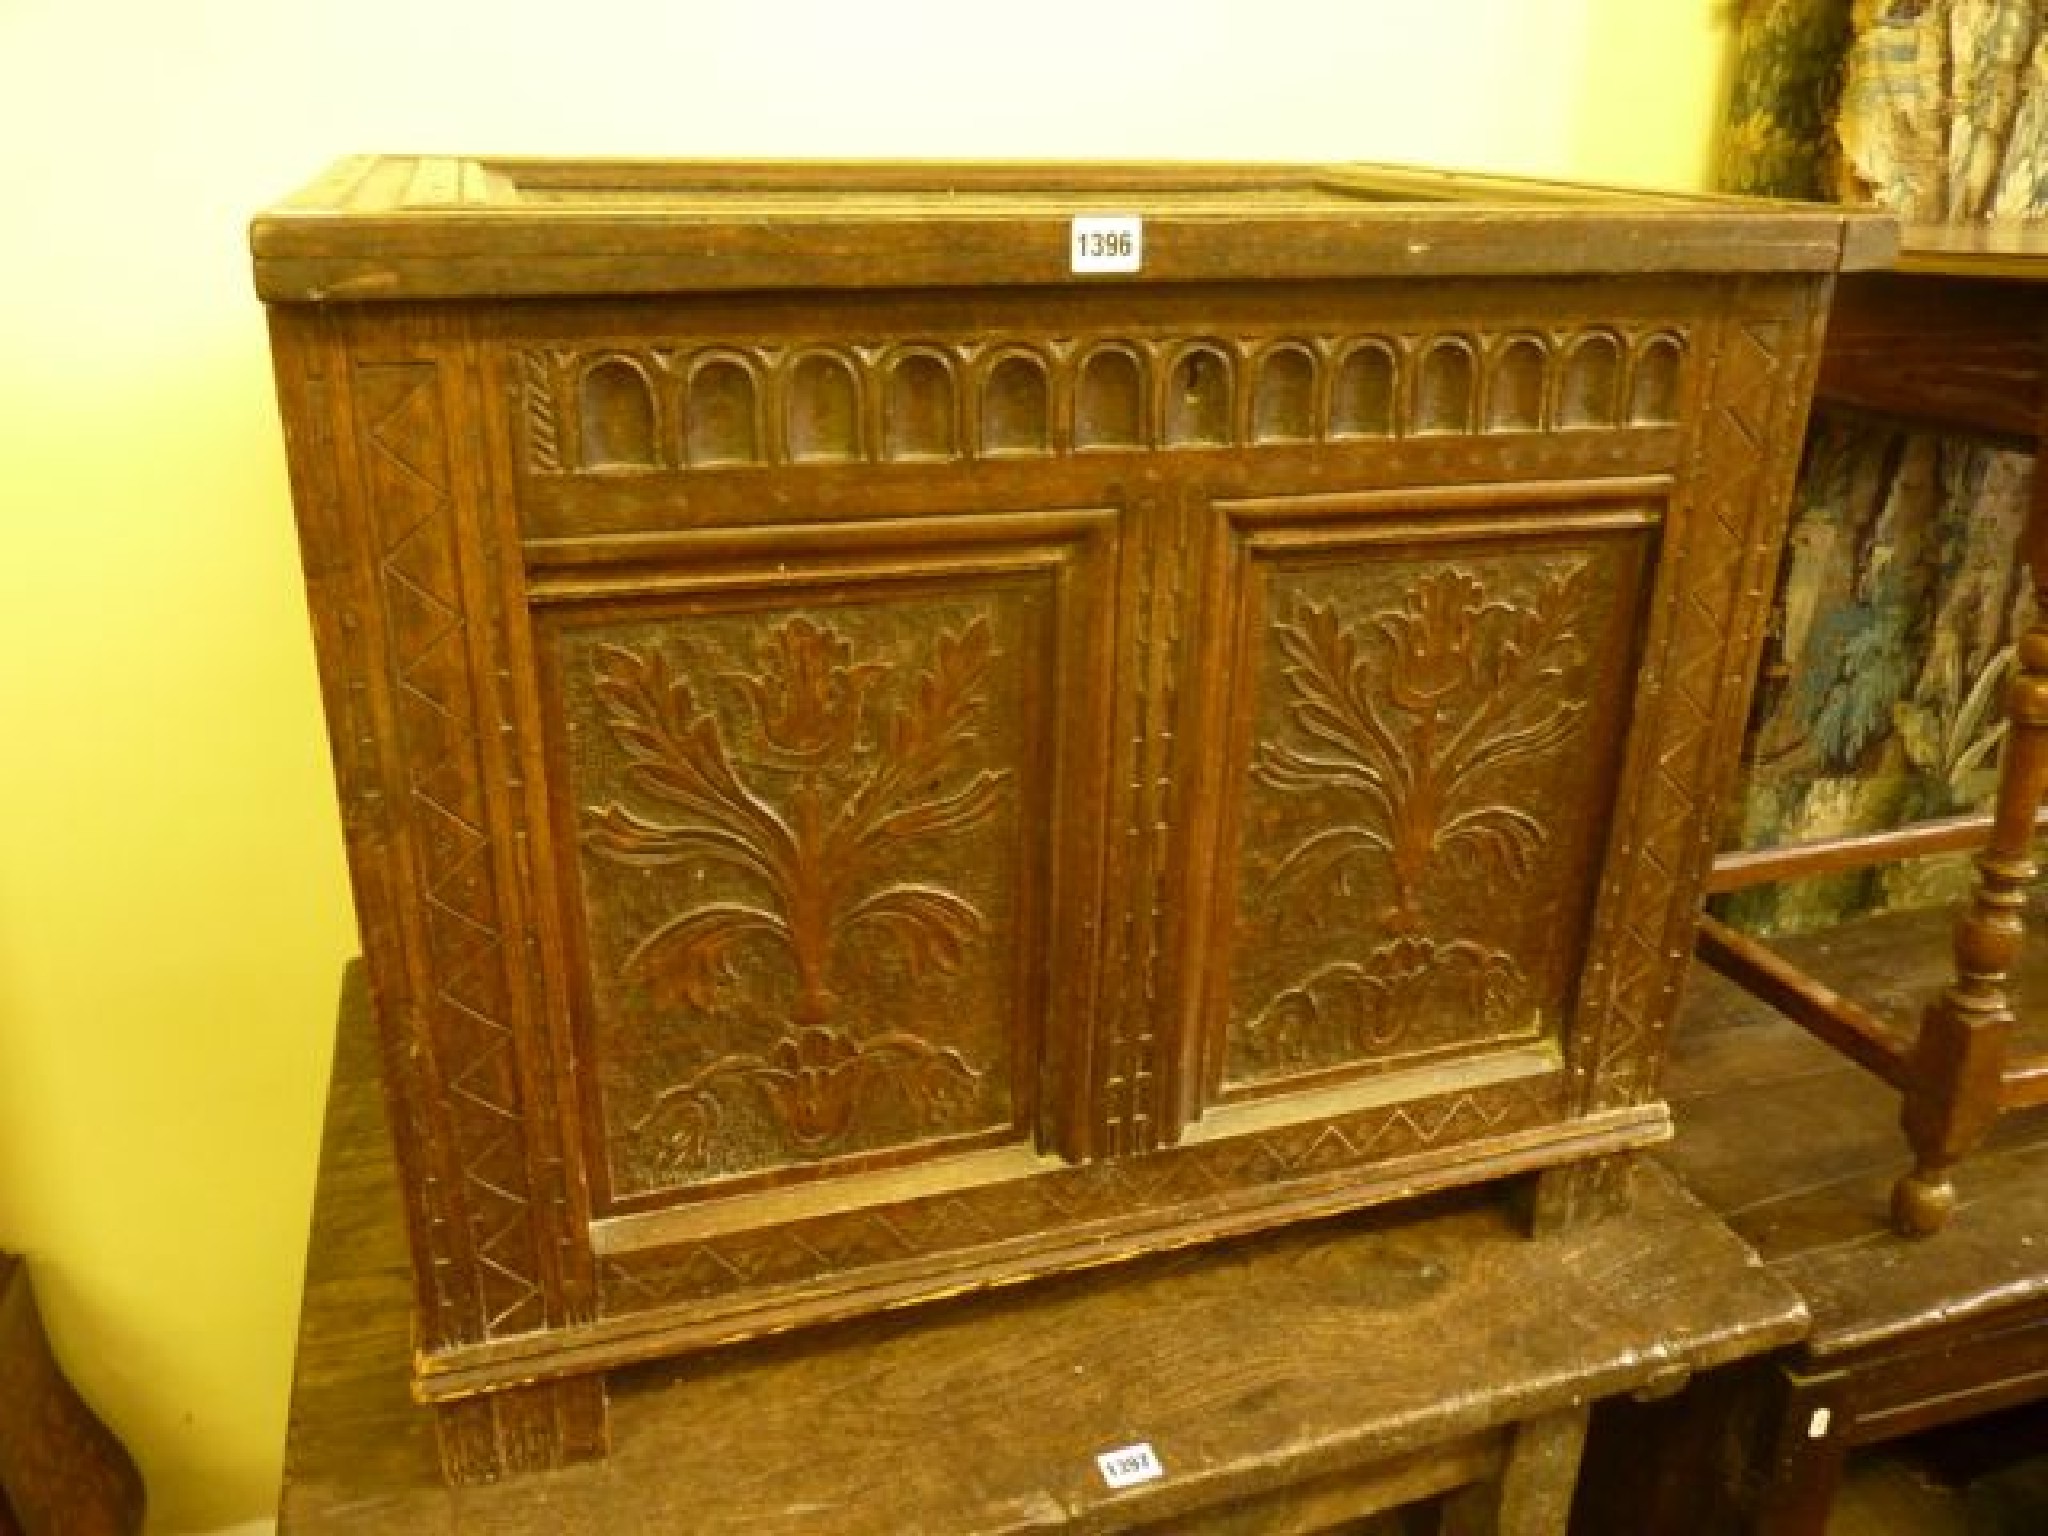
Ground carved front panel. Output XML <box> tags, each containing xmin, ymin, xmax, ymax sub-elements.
<box><xmin>541</xmin><ymin>558</ymin><xmax>1088</xmax><ymax>1211</ymax></box>
<box><xmin>1205</xmin><ymin>500</ymin><xmax>1655</xmax><ymax>1100</ymax></box>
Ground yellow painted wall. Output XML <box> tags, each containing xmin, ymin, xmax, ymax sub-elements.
<box><xmin>0</xmin><ymin>2</ymin><xmax>1732</xmax><ymax>1528</ymax></box>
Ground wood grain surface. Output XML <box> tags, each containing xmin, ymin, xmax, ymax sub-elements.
<box><xmin>257</xmin><ymin>159</ymin><xmax>1873</xmax><ymax>1469</ymax></box>
<box><xmin>1666</xmin><ymin>905</ymin><xmax>2048</xmax><ymax>1359</ymax></box>
<box><xmin>1577</xmin><ymin>904</ymin><xmax>2048</xmax><ymax>1535</ymax></box>
<box><xmin>279</xmin><ymin>963</ymin><xmax>1805</xmax><ymax>1533</ymax></box>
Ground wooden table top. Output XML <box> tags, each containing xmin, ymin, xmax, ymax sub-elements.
<box><xmin>1896</xmin><ymin>221</ymin><xmax>2048</xmax><ymax>282</ymax></box>
<box><xmin>1664</xmin><ymin>904</ymin><xmax>2048</xmax><ymax>1364</ymax></box>
<box><xmin>1818</xmin><ymin>229</ymin><xmax>2048</xmax><ymax>447</ymax></box>
<box><xmin>278</xmin><ymin>964</ymin><xmax>1804</xmax><ymax>1533</ymax></box>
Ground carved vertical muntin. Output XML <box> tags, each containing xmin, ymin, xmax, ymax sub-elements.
<box><xmin>270</xmin><ymin>306</ymin><xmax>594</xmax><ymax>1364</ymax></box>
<box><xmin>1085</xmin><ymin>486</ymin><xmax>1200</xmax><ymax>1159</ymax></box>
<box><xmin>1574</xmin><ymin>275</ymin><xmax>1833</xmax><ymax>1113</ymax></box>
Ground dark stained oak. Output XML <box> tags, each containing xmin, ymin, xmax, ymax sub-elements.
<box><xmin>1577</xmin><ymin>904</ymin><xmax>2048</xmax><ymax>1535</ymax></box>
<box><xmin>279</xmin><ymin>963</ymin><xmax>1807</xmax><ymax>1534</ymax></box>
<box><xmin>254</xmin><ymin>158</ymin><xmax>1883</xmax><ymax>1474</ymax></box>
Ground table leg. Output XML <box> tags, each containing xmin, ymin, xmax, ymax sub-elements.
<box><xmin>1893</xmin><ymin>459</ymin><xmax>2048</xmax><ymax>1236</ymax></box>
<box><xmin>1439</xmin><ymin>1406</ymin><xmax>1590</xmax><ymax>1536</ymax></box>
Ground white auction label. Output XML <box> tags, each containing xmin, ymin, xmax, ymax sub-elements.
<box><xmin>1071</xmin><ymin>215</ymin><xmax>1144</xmax><ymax>274</ymax></box>
<box><xmin>1095</xmin><ymin>1441</ymin><xmax>1164</xmax><ymax>1489</ymax></box>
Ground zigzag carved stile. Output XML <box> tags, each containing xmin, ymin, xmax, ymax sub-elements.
<box><xmin>1580</xmin><ymin>288</ymin><xmax>1824</xmax><ymax>1112</ymax></box>
<box><xmin>349</xmin><ymin>357</ymin><xmax>555</xmax><ymax>1345</ymax></box>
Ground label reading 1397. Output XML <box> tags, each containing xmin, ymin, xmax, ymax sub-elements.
<box><xmin>1071</xmin><ymin>215</ymin><xmax>1143</xmax><ymax>274</ymax></box>
<box><xmin>1095</xmin><ymin>1441</ymin><xmax>1164</xmax><ymax>1489</ymax></box>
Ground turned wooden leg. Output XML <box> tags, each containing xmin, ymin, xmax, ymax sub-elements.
<box><xmin>1893</xmin><ymin>471</ymin><xmax>2048</xmax><ymax>1236</ymax></box>
<box><xmin>1440</xmin><ymin>1407</ymin><xmax>1592</xmax><ymax>1536</ymax></box>
<box><xmin>433</xmin><ymin>1375</ymin><xmax>609</xmax><ymax>1485</ymax></box>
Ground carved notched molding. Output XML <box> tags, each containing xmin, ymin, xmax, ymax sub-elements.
<box><xmin>1588</xmin><ymin>309</ymin><xmax>1810</xmax><ymax>1108</ymax></box>
<box><xmin>600</xmin><ymin>1073</ymin><xmax>1558</xmax><ymax>1312</ymax></box>
<box><xmin>520</xmin><ymin>326</ymin><xmax>1689</xmax><ymax>474</ymax></box>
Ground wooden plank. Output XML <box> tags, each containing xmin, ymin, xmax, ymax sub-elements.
<box><xmin>1894</xmin><ymin>219</ymin><xmax>2048</xmax><ymax>279</ymax></box>
<box><xmin>1845</xmin><ymin>1310</ymin><xmax>2048</xmax><ymax>1444</ymax></box>
<box><xmin>1667</xmin><ymin>906</ymin><xmax>2048</xmax><ymax>1361</ymax></box>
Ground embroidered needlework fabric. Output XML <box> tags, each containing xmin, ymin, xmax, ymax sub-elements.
<box><xmin>1719</xmin><ymin>0</ymin><xmax>1854</xmax><ymax>199</ymax></box>
<box><xmin>1719</xmin><ymin>0</ymin><xmax>2046</xmax><ymax>935</ymax></box>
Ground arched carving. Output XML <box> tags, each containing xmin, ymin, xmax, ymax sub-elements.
<box><xmin>1415</xmin><ymin>338</ymin><xmax>1477</xmax><ymax>435</ymax></box>
<box><xmin>1330</xmin><ymin>342</ymin><xmax>1398</xmax><ymax>439</ymax></box>
<box><xmin>538</xmin><ymin>319</ymin><xmax>1684</xmax><ymax>475</ymax></box>
<box><xmin>1486</xmin><ymin>337</ymin><xmax>1548</xmax><ymax>432</ymax></box>
<box><xmin>786</xmin><ymin>351</ymin><xmax>863</xmax><ymax>462</ymax></box>
<box><xmin>1560</xmin><ymin>332</ymin><xmax>1624</xmax><ymax>428</ymax></box>
<box><xmin>684</xmin><ymin>354</ymin><xmax>761</xmax><ymax>466</ymax></box>
<box><xmin>1164</xmin><ymin>343</ymin><xmax>1233</xmax><ymax>446</ymax></box>
<box><xmin>579</xmin><ymin>356</ymin><xmax>657</xmax><ymax>469</ymax></box>
<box><xmin>1629</xmin><ymin>333</ymin><xmax>1684</xmax><ymax>425</ymax></box>
<box><xmin>979</xmin><ymin>352</ymin><xmax>1050</xmax><ymax>456</ymax></box>
<box><xmin>1252</xmin><ymin>345</ymin><xmax>1318</xmax><ymax>443</ymax></box>
<box><xmin>1075</xmin><ymin>346</ymin><xmax>1145</xmax><ymax>449</ymax></box>
<box><xmin>884</xmin><ymin>351</ymin><xmax>957</xmax><ymax>460</ymax></box>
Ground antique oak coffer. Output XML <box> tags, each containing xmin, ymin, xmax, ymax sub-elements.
<box><xmin>253</xmin><ymin>158</ymin><xmax>1885</xmax><ymax>1478</ymax></box>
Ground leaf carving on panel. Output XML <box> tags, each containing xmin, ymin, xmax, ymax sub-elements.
<box><xmin>582</xmin><ymin>615</ymin><xmax>1006</xmax><ymax>1170</ymax></box>
<box><xmin>1256</xmin><ymin>564</ymin><xmax>1589</xmax><ymax>933</ymax></box>
<box><xmin>1244</xmin><ymin>937</ymin><xmax>1531</xmax><ymax>1072</ymax></box>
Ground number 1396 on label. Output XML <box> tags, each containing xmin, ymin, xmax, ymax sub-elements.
<box><xmin>1071</xmin><ymin>216</ymin><xmax>1143</xmax><ymax>274</ymax></box>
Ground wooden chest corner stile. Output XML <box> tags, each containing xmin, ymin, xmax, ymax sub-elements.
<box><xmin>252</xmin><ymin>157</ymin><xmax>1888</xmax><ymax>1481</ymax></box>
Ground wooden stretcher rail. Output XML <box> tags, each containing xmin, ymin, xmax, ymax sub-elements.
<box><xmin>1703</xmin><ymin>810</ymin><xmax>2048</xmax><ymax>895</ymax></box>
<box><xmin>1694</xmin><ymin>915</ymin><xmax>1912</xmax><ymax>1090</ymax></box>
